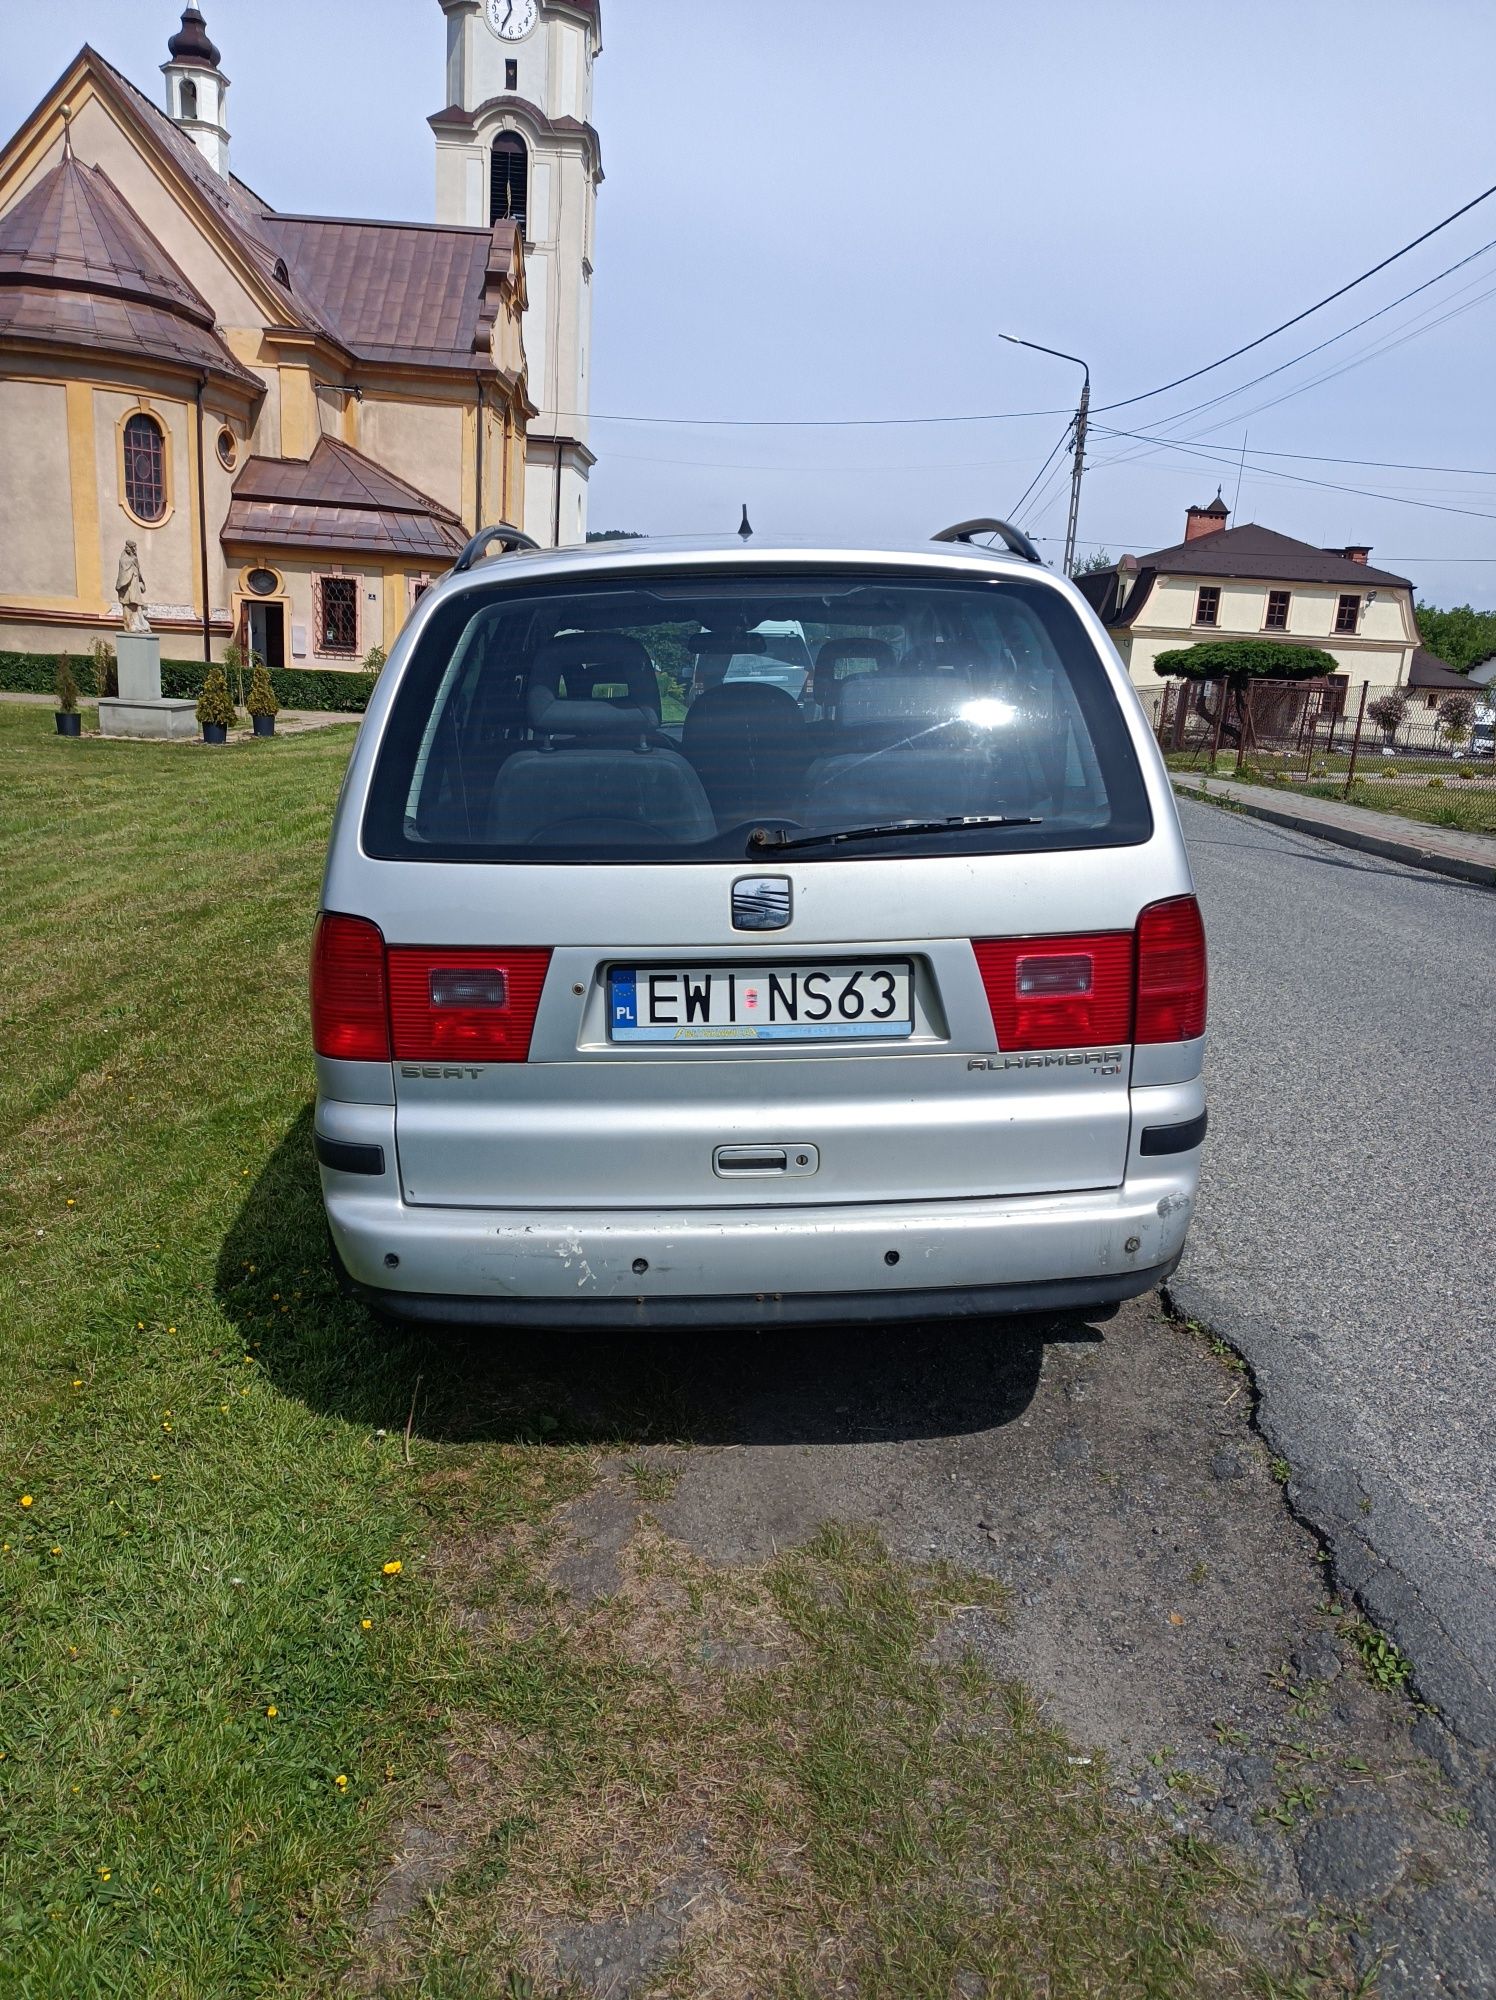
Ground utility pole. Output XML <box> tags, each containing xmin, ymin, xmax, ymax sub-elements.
<box><xmin>1000</xmin><ymin>334</ymin><xmax>1091</xmax><ymax>575</ymax></box>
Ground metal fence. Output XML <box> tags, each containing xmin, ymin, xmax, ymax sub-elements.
<box><xmin>1146</xmin><ymin>678</ymin><xmax>1496</xmax><ymax>799</ymax></box>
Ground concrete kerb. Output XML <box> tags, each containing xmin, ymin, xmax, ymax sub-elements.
<box><xmin>1172</xmin><ymin>777</ymin><xmax>1496</xmax><ymax>890</ymax></box>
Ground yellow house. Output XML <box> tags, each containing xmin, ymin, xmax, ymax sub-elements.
<box><xmin>0</xmin><ymin>8</ymin><xmax>533</xmax><ymax>670</ymax></box>
<box><xmin>1079</xmin><ymin>496</ymin><xmax>1421</xmax><ymax>705</ymax></box>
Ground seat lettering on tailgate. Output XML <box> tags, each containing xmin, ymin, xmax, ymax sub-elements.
<box><xmin>400</xmin><ymin>1065</ymin><xmax>483</xmax><ymax>1080</ymax></box>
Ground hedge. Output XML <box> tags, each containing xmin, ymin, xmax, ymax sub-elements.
<box><xmin>0</xmin><ymin>651</ymin><xmax>378</xmax><ymax>714</ymax></box>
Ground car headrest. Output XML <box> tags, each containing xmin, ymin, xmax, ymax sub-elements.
<box><xmin>835</xmin><ymin>670</ymin><xmax>974</xmax><ymax>730</ymax></box>
<box><xmin>812</xmin><ymin>636</ymin><xmax>898</xmax><ymax>708</ymax></box>
<box><xmin>527</xmin><ymin>632</ymin><xmax>660</xmax><ymax>737</ymax></box>
<box><xmin>681</xmin><ymin>679</ymin><xmax>803</xmax><ymax>751</ymax></box>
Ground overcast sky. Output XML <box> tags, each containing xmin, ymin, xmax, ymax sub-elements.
<box><xmin>6</xmin><ymin>1</ymin><xmax>1496</xmax><ymax>605</ymax></box>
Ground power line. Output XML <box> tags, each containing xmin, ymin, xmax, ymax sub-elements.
<box><xmin>1094</xmin><ymin>177</ymin><xmax>1496</xmax><ymax>413</ymax></box>
<box><xmin>1008</xmin><ymin>420</ymin><xmax>1075</xmax><ymax>520</ymax></box>
<box><xmin>578</xmin><ymin>403</ymin><xmax>1067</xmax><ymax>429</ymax></box>
<box><xmin>1092</xmin><ymin>428</ymin><xmax>1496</xmax><ymax>523</ymax></box>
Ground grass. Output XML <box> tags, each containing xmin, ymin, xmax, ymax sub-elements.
<box><xmin>1167</xmin><ymin>751</ymin><xmax>1496</xmax><ymax>835</ymax></box>
<box><xmin>0</xmin><ymin>705</ymin><xmax>1341</xmax><ymax>1996</ymax></box>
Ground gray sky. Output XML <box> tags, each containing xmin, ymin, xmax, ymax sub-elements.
<box><xmin>6</xmin><ymin>1</ymin><xmax>1496</xmax><ymax>604</ymax></box>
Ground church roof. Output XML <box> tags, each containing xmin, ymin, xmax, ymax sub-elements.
<box><xmin>261</xmin><ymin>214</ymin><xmax>523</xmax><ymax>375</ymax></box>
<box><xmin>0</xmin><ymin>149</ymin><xmax>257</xmax><ymax>386</ymax></box>
<box><xmin>223</xmin><ymin>436</ymin><xmax>468</xmax><ymax>560</ymax></box>
<box><xmin>1094</xmin><ymin>523</ymin><xmax>1413</xmax><ymax>628</ymax></box>
<box><xmin>165</xmin><ymin>6</ymin><xmax>222</xmax><ymax>71</ymax></box>
<box><xmin>75</xmin><ymin>46</ymin><xmax>523</xmax><ymax>376</ymax></box>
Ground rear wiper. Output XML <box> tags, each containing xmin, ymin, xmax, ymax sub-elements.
<box><xmin>749</xmin><ymin>814</ymin><xmax>1042</xmax><ymax>852</ymax></box>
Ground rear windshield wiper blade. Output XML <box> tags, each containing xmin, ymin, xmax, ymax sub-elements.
<box><xmin>749</xmin><ymin>814</ymin><xmax>1043</xmax><ymax>853</ymax></box>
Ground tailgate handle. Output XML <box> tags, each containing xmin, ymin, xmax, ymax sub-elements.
<box><xmin>713</xmin><ymin>1144</ymin><xmax>819</xmax><ymax>1177</ymax></box>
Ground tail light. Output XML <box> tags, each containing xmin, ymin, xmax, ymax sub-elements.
<box><xmin>972</xmin><ymin>894</ymin><xmax>1206</xmax><ymax>1052</ymax></box>
<box><xmin>1135</xmin><ymin>895</ymin><xmax>1208</xmax><ymax>1043</ymax></box>
<box><xmin>387</xmin><ymin>947</ymin><xmax>551</xmax><ymax>1062</ymax></box>
<box><xmin>311</xmin><ymin>912</ymin><xmax>390</xmax><ymax>1061</ymax></box>
<box><xmin>310</xmin><ymin>917</ymin><xmax>552</xmax><ymax>1064</ymax></box>
<box><xmin>973</xmin><ymin>934</ymin><xmax>1133</xmax><ymax>1051</ymax></box>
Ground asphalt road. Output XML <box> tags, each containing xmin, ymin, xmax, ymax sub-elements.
<box><xmin>1173</xmin><ymin>796</ymin><xmax>1496</xmax><ymax>1753</ymax></box>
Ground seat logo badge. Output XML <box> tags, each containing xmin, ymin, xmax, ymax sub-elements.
<box><xmin>732</xmin><ymin>877</ymin><xmax>792</xmax><ymax>931</ymax></box>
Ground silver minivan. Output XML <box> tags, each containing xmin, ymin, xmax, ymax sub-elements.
<box><xmin>311</xmin><ymin>526</ymin><xmax>1207</xmax><ymax>1327</ymax></box>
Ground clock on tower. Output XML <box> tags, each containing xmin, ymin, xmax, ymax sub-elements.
<box><xmin>485</xmin><ymin>0</ymin><xmax>537</xmax><ymax>38</ymax></box>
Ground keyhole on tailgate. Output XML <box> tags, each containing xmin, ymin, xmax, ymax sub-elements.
<box><xmin>632</xmin><ymin>1257</ymin><xmax>649</xmax><ymax>1276</ymax></box>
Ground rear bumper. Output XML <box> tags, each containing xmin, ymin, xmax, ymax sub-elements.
<box><xmin>319</xmin><ymin>1154</ymin><xmax>1200</xmax><ymax>1330</ymax></box>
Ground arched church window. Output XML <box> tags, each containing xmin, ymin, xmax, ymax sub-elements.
<box><xmin>490</xmin><ymin>132</ymin><xmax>528</xmax><ymax>234</ymax></box>
<box><xmin>180</xmin><ymin>78</ymin><xmax>198</xmax><ymax>119</ymax></box>
<box><xmin>122</xmin><ymin>413</ymin><xmax>167</xmax><ymax>523</ymax></box>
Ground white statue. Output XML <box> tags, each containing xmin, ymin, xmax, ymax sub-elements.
<box><xmin>116</xmin><ymin>540</ymin><xmax>150</xmax><ymax>634</ymax></box>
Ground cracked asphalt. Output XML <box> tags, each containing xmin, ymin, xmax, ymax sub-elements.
<box><xmin>1172</xmin><ymin>796</ymin><xmax>1496</xmax><ymax>1755</ymax></box>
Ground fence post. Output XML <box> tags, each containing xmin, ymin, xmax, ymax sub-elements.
<box><xmin>1208</xmin><ymin>678</ymin><xmax>1226</xmax><ymax>772</ymax></box>
<box><xmin>1233</xmin><ymin>681</ymin><xmax>1251</xmax><ymax>777</ymax></box>
<box><xmin>1343</xmin><ymin>680</ymin><xmax>1369</xmax><ymax>798</ymax></box>
<box><xmin>1302</xmin><ymin>696</ymin><xmax>1318</xmax><ymax>782</ymax></box>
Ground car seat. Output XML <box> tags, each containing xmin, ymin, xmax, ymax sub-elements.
<box><xmin>680</xmin><ymin>681</ymin><xmax>810</xmax><ymax>829</ymax></box>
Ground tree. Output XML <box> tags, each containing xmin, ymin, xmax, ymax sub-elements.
<box><xmin>586</xmin><ymin>529</ymin><xmax>645</xmax><ymax>542</ymax></box>
<box><xmin>1154</xmin><ymin>639</ymin><xmax>1339</xmax><ymax>751</ymax></box>
<box><xmin>1438</xmin><ymin>691</ymin><xmax>1477</xmax><ymax>750</ymax></box>
<box><xmin>1073</xmin><ymin>548</ymin><xmax>1114</xmax><ymax>575</ymax></box>
<box><xmin>1366</xmin><ymin>693</ymin><xmax>1408</xmax><ymax>744</ymax></box>
<box><xmin>1414</xmin><ymin>602</ymin><xmax>1496</xmax><ymax>674</ymax></box>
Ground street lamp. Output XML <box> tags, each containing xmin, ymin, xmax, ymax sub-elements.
<box><xmin>1000</xmin><ymin>334</ymin><xmax>1090</xmax><ymax>577</ymax></box>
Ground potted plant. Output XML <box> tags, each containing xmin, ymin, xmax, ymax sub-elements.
<box><xmin>246</xmin><ymin>658</ymin><xmax>280</xmax><ymax>737</ymax></box>
<box><xmin>196</xmin><ymin>666</ymin><xmax>236</xmax><ymax>745</ymax></box>
<box><xmin>55</xmin><ymin>656</ymin><xmax>82</xmax><ymax>736</ymax></box>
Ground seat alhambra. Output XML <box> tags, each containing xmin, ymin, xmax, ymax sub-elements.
<box><xmin>311</xmin><ymin>524</ymin><xmax>1207</xmax><ymax>1327</ymax></box>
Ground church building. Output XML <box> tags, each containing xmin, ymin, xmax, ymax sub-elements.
<box><xmin>0</xmin><ymin>2</ymin><xmax>601</xmax><ymax>670</ymax></box>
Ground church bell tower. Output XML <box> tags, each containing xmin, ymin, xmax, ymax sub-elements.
<box><xmin>431</xmin><ymin>0</ymin><xmax>601</xmax><ymax>546</ymax></box>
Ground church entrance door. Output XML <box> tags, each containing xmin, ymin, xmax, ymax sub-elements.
<box><xmin>245</xmin><ymin>600</ymin><xmax>285</xmax><ymax>671</ymax></box>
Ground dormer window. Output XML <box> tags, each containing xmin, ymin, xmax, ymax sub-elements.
<box><xmin>273</xmin><ymin>257</ymin><xmax>291</xmax><ymax>289</ymax></box>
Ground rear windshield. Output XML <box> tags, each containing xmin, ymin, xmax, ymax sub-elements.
<box><xmin>362</xmin><ymin>569</ymin><xmax>1152</xmax><ymax>863</ymax></box>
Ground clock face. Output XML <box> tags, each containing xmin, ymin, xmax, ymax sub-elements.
<box><xmin>486</xmin><ymin>0</ymin><xmax>538</xmax><ymax>39</ymax></box>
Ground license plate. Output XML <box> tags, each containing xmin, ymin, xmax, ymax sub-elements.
<box><xmin>608</xmin><ymin>963</ymin><xmax>914</xmax><ymax>1042</ymax></box>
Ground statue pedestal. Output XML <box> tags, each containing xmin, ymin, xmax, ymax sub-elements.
<box><xmin>99</xmin><ymin>633</ymin><xmax>198</xmax><ymax>740</ymax></box>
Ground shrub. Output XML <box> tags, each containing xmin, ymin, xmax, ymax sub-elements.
<box><xmin>195</xmin><ymin>667</ymin><xmax>236</xmax><ymax>729</ymax></box>
<box><xmin>363</xmin><ymin>645</ymin><xmax>387</xmax><ymax>676</ymax></box>
<box><xmin>89</xmin><ymin>638</ymin><xmax>117</xmax><ymax>698</ymax></box>
<box><xmin>1154</xmin><ymin>638</ymin><xmax>1340</xmax><ymax>684</ymax></box>
<box><xmin>0</xmin><ymin>651</ymin><xmax>376</xmax><ymax>713</ymax></box>
<box><xmin>1366</xmin><ymin>693</ymin><xmax>1407</xmax><ymax>740</ymax></box>
<box><xmin>245</xmin><ymin>662</ymin><xmax>280</xmax><ymax>718</ymax></box>
<box><xmin>221</xmin><ymin>639</ymin><xmax>247</xmax><ymax>709</ymax></box>
<box><xmin>1426</xmin><ymin>776</ymin><xmax>1445</xmax><ymax>789</ymax></box>
<box><xmin>1458</xmin><ymin>766</ymin><xmax>1476</xmax><ymax>781</ymax></box>
<box><xmin>54</xmin><ymin>656</ymin><xmax>80</xmax><ymax>713</ymax></box>
<box><xmin>1438</xmin><ymin>691</ymin><xmax>1477</xmax><ymax>747</ymax></box>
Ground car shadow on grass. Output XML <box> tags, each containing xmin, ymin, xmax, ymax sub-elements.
<box><xmin>216</xmin><ymin>1105</ymin><xmax>1101</xmax><ymax>1448</ymax></box>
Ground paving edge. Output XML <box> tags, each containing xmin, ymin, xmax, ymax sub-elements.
<box><xmin>1172</xmin><ymin>778</ymin><xmax>1496</xmax><ymax>890</ymax></box>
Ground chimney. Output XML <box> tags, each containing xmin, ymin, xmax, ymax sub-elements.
<box><xmin>1342</xmin><ymin>545</ymin><xmax>1370</xmax><ymax>565</ymax></box>
<box><xmin>1184</xmin><ymin>488</ymin><xmax>1230</xmax><ymax>542</ymax></box>
<box><xmin>162</xmin><ymin>7</ymin><xmax>230</xmax><ymax>178</ymax></box>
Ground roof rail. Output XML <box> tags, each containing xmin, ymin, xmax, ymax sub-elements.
<box><xmin>932</xmin><ymin>518</ymin><xmax>1042</xmax><ymax>565</ymax></box>
<box><xmin>451</xmin><ymin>522</ymin><xmax>541</xmax><ymax>573</ymax></box>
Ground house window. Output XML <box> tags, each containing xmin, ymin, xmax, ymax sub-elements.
<box><xmin>505</xmin><ymin>58</ymin><xmax>518</xmax><ymax>90</ymax></box>
<box><xmin>408</xmin><ymin>575</ymin><xmax>433</xmax><ymax>609</ymax></box>
<box><xmin>1193</xmin><ymin>585</ymin><xmax>1220</xmax><ymax>627</ymax></box>
<box><xmin>315</xmin><ymin>575</ymin><xmax>359</xmax><ymax>655</ymax></box>
<box><xmin>1335</xmin><ymin>593</ymin><xmax>1361</xmax><ymax>634</ymax></box>
<box><xmin>216</xmin><ymin>426</ymin><xmax>237</xmax><ymax>471</ymax></box>
<box><xmin>1264</xmin><ymin>590</ymin><xmax>1291</xmax><ymax>630</ymax></box>
<box><xmin>491</xmin><ymin>132</ymin><xmax>528</xmax><ymax>232</ymax></box>
<box><xmin>122</xmin><ymin>412</ymin><xmax>167</xmax><ymax>522</ymax></box>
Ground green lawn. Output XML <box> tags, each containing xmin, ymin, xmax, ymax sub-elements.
<box><xmin>0</xmin><ymin>705</ymin><xmax>1318</xmax><ymax>1997</ymax></box>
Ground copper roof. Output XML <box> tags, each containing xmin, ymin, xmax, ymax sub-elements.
<box><xmin>261</xmin><ymin>214</ymin><xmax>522</xmax><ymax>374</ymax></box>
<box><xmin>223</xmin><ymin>436</ymin><xmax>467</xmax><ymax>560</ymax></box>
<box><xmin>166</xmin><ymin>6</ymin><xmax>221</xmax><ymax>71</ymax></box>
<box><xmin>0</xmin><ymin>150</ymin><xmax>257</xmax><ymax>386</ymax></box>
<box><xmin>427</xmin><ymin>93</ymin><xmax>604</xmax><ymax>178</ymax></box>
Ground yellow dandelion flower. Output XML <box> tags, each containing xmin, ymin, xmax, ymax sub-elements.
<box><xmin>66</xmin><ymin>1199</ymin><xmax>75</xmax><ymax>1208</ymax></box>
<box><xmin>162</xmin><ymin>1422</ymin><xmax>172</xmax><ymax>1433</ymax></box>
<box><xmin>266</xmin><ymin>1705</ymin><xmax>278</xmax><ymax>1719</ymax></box>
<box><xmin>381</xmin><ymin>1560</ymin><xmax>402</xmax><ymax>1576</ymax></box>
<box><xmin>136</xmin><ymin>1321</ymin><xmax>144</xmax><ymax>1330</ymax></box>
<box><xmin>50</xmin><ymin>1546</ymin><xmax>61</xmax><ymax>1556</ymax></box>
<box><xmin>150</xmin><ymin>1473</ymin><xmax>161</xmax><ymax>1483</ymax></box>
<box><xmin>72</xmin><ymin>1379</ymin><xmax>82</xmax><ymax>1388</ymax></box>
<box><xmin>360</xmin><ymin>1618</ymin><xmax>372</xmax><ymax>1630</ymax></box>
<box><xmin>168</xmin><ymin>1326</ymin><xmax>176</xmax><ymax>1335</ymax></box>
<box><xmin>98</xmin><ymin>1869</ymin><xmax>110</xmax><ymax>1881</ymax></box>
<box><xmin>271</xmin><ymin>1293</ymin><xmax>280</xmax><ymax>1301</ymax></box>
<box><xmin>334</xmin><ymin>1773</ymin><xmax>348</xmax><ymax>1790</ymax></box>
<box><xmin>20</xmin><ymin>1496</ymin><xmax>33</xmax><ymax>1508</ymax></box>
<box><xmin>219</xmin><ymin>1404</ymin><xmax>229</xmax><ymax>1413</ymax></box>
